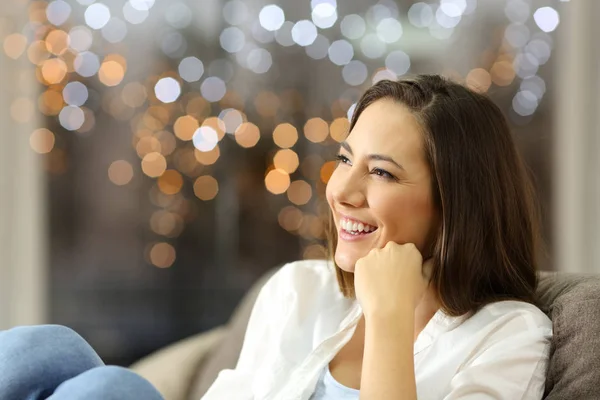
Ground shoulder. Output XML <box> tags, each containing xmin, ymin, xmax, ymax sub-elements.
<box><xmin>457</xmin><ymin>300</ymin><xmax>552</xmax><ymax>345</ymax></box>
<box><xmin>258</xmin><ymin>259</ymin><xmax>341</xmax><ymax>305</ymax></box>
<box><xmin>269</xmin><ymin>259</ymin><xmax>336</xmax><ymax>287</ymax></box>
<box><xmin>474</xmin><ymin>300</ymin><xmax>551</xmax><ymax>329</ymax></box>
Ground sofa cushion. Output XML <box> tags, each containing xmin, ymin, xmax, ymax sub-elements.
<box><xmin>537</xmin><ymin>272</ymin><xmax>600</xmax><ymax>399</ymax></box>
<box><xmin>188</xmin><ymin>267</ymin><xmax>280</xmax><ymax>399</ymax></box>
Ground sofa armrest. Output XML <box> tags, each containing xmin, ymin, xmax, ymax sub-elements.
<box><xmin>130</xmin><ymin>326</ymin><xmax>227</xmax><ymax>400</ymax></box>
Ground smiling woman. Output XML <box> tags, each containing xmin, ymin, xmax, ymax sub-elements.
<box><xmin>327</xmin><ymin>98</ymin><xmax>438</xmax><ymax>277</ymax></box>
<box><xmin>329</xmin><ymin>75</ymin><xmax>542</xmax><ymax>317</ymax></box>
<box><xmin>201</xmin><ymin>75</ymin><xmax>552</xmax><ymax>400</ymax></box>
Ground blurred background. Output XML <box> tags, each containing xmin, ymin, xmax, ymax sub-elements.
<box><xmin>1</xmin><ymin>0</ymin><xmax>598</xmax><ymax>367</ymax></box>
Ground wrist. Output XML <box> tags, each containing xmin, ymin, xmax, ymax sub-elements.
<box><xmin>364</xmin><ymin>301</ymin><xmax>415</xmax><ymax>326</ymax></box>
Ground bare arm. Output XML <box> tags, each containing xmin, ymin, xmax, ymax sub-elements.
<box><xmin>360</xmin><ymin>305</ymin><xmax>417</xmax><ymax>400</ymax></box>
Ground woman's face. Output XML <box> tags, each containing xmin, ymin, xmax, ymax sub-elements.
<box><xmin>326</xmin><ymin>99</ymin><xmax>438</xmax><ymax>273</ymax></box>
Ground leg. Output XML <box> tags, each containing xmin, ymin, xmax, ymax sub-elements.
<box><xmin>0</xmin><ymin>325</ymin><xmax>104</xmax><ymax>400</ymax></box>
<box><xmin>49</xmin><ymin>366</ymin><xmax>164</xmax><ymax>400</ymax></box>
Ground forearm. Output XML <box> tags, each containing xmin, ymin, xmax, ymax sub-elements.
<box><xmin>360</xmin><ymin>307</ymin><xmax>417</xmax><ymax>400</ymax></box>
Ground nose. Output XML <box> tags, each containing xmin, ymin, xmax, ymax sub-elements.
<box><xmin>330</xmin><ymin>170</ymin><xmax>367</xmax><ymax>209</ymax></box>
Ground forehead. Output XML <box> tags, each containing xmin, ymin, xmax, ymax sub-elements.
<box><xmin>347</xmin><ymin>98</ymin><xmax>424</xmax><ymax>158</ymax></box>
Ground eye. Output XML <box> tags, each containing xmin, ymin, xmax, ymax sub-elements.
<box><xmin>371</xmin><ymin>168</ymin><xmax>398</xmax><ymax>181</ymax></box>
<box><xmin>335</xmin><ymin>154</ymin><xmax>351</xmax><ymax>165</ymax></box>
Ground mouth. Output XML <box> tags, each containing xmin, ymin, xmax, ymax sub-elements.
<box><xmin>339</xmin><ymin>216</ymin><xmax>378</xmax><ymax>238</ymax></box>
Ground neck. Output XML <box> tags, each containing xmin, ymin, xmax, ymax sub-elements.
<box><xmin>413</xmin><ymin>285</ymin><xmax>440</xmax><ymax>341</ymax></box>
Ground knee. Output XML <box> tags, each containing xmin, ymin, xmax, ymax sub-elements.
<box><xmin>0</xmin><ymin>324</ymin><xmax>103</xmax><ymax>381</ymax></box>
<box><xmin>56</xmin><ymin>366</ymin><xmax>164</xmax><ymax>400</ymax></box>
<box><xmin>1</xmin><ymin>325</ymin><xmax>100</xmax><ymax>361</ymax></box>
<box><xmin>2</xmin><ymin>324</ymin><xmax>79</xmax><ymax>348</ymax></box>
<box><xmin>0</xmin><ymin>325</ymin><xmax>103</xmax><ymax>399</ymax></box>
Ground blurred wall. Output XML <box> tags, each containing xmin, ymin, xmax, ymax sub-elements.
<box><xmin>554</xmin><ymin>0</ymin><xmax>600</xmax><ymax>274</ymax></box>
<box><xmin>0</xmin><ymin>3</ymin><xmax>47</xmax><ymax>330</ymax></box>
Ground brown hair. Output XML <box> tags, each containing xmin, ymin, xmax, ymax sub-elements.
<box><xmin>327</xmin><ymin>74</ymin><xmax>542</xmax><ymax>317</ymax></box>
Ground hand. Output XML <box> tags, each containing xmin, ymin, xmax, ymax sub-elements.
<box><xmin>354</xmin><ymin>242</ymin><xmax>433</xmax><ymax>319</ymax></box>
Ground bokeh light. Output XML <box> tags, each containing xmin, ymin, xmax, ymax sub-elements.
<box><xmin>102</xmin><ymin>18</ymin><xmax>128</xmax><ymax>43</ymax></box>
<box><xmin>265</xmin><ymin>168</ymin><xmax>291</xmax><ymax>195</ymax></box>
<box><xmin>69</xmin><ymin>26</ymin><xmax>93</xmax><ymax>52</ymax></box>
<box><xmin>123</xmin><ymin>2</ymin><xmax>149</xmax><ymax>24</ymax></box>
<box><xmin>273</xmin><ymin>123</ymin><xmax>298</xmax><ymax>148</ymax></box>
<box><xmin>46</xmin><ymin>0</ymin><xmax>72</xmax><ymax>26</ymax></box>
<box><xmin>173</xmin><ymin>115</ymin><xmax>199</xmax><ymax>141</ymax></box>
<box><xmin>158</xmin><ymin>170</ymin><xmax>184</xmax><ymax>195</ymax></box>
<box><xmin>193</xmin><ymin>126</ymin><xmax>219</xmax><ymax>152</ymax></box>
<box><xmin>154</xmin><ymin>77</ymin><xmax>181</xmax><ymax>103</ymax></box>
<box><xmin>328</xmin><ymin>40</ymin><xmax>353</xmax><ymax>66</ymax></box>
<box><xmin>341</xmin><ymin>14</ymin><xmax>366</xmax><ymax>39</ymax></box>
<box><xmin>141</xmin><ymin>152</ymin><xmax>167</xmax><ymax>178</ymax></box>
<box><xmin>194</xmin><ymin>146</ymin><xmax>220</xmax><ymax>165</ymax></box>
<box><xmin>408</xmin><ymin>3</ymin><xmax>434</xmax><ymax>28</ymax></box>
<box><xmin>273</xmin><ymin>149</ymin><xmax>300</xmax><ymax>174</ymax></box>
<box><xmin>533</xmin><ymin>7</ymin><xmax>559</xmax><ymax>33</ymax></box>
<box><xmin>99</xmin><ymin>58</ymin><xmax>126</xmax><ymax>87</ymax></box>
<box><xmin>194</xmin><ymin>175</ymin><xmax>219</xmax><ymax>200</ymax></box>
<box><xmin>108</xmin><ymin>160</ymin><xmax>134</xmax><ymax>186</ymax></box>
<box><xmin>149</xmin><ymin>242</ymin><xmax>176</xmax><ymax>268</ymax></box>
<box><xmin>178</xmin><ymin>57</ymin><xmax>204</xmax><ymax>82</ymax></box>
<box><xmin>292</xmin><ymin>20</ymin><xmax>318</xmax><ymax>46</ymax></box>
<box><xmin>312</xmin><ymin>2</ymin><xmax>338</xmax><ymax>29</ymax></box>
<box><xmin>342</xmin><ymin>60</ymin><xmax>368</xmax><ymax>86</ymax></box>
<box><xmin>287</xmin><ymin>180</ymin><xmax>313</xmax><ymax>206</ymax></box>
<box><xmin>45</xmin><ymin>30</ymin><xmax>70</xmax><ymax>56</ymax></box>
<box><xmin>74</xmin><ymin>51</ymin><xmax>100</xmax><ymax>77</ymax></box>
<box><xmin>84</xmin><ymin>3</ymin><xmax>111</xmax><ymax>30</ymax></box>
<box><xmin>235</xmin><ymin>122</ymin><xmax>260</xmax><ymax>148</ymax></box>
<box><xmin>465</xmin><ymin>68</ymin><xmax>492</xmax><ymax>93</ymax></box>
<box><xmin>200</xmin><ymin>77</ymin><xmax>227</xmax><ymax>102</ymax></box>
<box><xmin>259</xmin><ymin>4</ymin><xmax>285</xmax><ymax>32</ymax></box>
<box><xmin>30</xmin><ymin>128</ymin><xmax>56</xmax><ymax>154</ymax></box>
<box><xmin>59</xmin><ymin>105</ymin><xmax>85</xmax><ymax>130</ymax></box>
<box><xmin>63</xmin><ymin>81</ymin><xmax>89</xmax><ymax>106</ymax></box>
<box><xmin>278</xmin><ymin>206</ymin><xmax>303</xmax><ymax>231</ymax></box>
<box><xmin>304</xmin><ymin>118</ymin><xmax>329</xmax><ymax>143</ymax></box>
<box><xmin>28</xmin><ymin>41</ymin><xmax>50</xmax><ymax>65</ymax></box>
<box><xmin>329</xmin><ymin>118</ymin><xmax>350</xmax><ymax>142</ymax></box>
<box><xmin>3</xmin><ymin>33</ymin><xmax>28</xmax><ymax>59</ymax></box>
<box><xmin>320</xmin><ymin>161</ymin><xmax>336</xmax><ymax>183</ymax></box>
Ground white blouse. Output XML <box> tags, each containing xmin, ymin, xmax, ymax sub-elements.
<box><xmin>202</xmin><ymin>260</ymin><xmax>552</xmax><ymax>400</ymax></box>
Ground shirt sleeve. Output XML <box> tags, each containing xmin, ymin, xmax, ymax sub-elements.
<box><xmin>201</xmin><ymin>267</ymin><xmax>287</xmax><ymax>400</ymax></box>
<box><xmin>442</xmin><ymin>312</ymin><xmax>552</xmax><ymax>400</ymax></box>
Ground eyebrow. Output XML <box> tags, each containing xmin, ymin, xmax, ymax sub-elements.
<box><xmin>340</xmin><ymin>141</ymin><xmax>405</xmax><ymax>171</ymax></box>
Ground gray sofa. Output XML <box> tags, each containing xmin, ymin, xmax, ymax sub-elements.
<box><xmin>130</xmin><ymin>268</ymin><xmax>600</xmax><ymax>400</ymax></box>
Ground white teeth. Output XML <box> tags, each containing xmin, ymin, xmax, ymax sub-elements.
<box><xmin>339</xmin><ymin>218</ymin><xmax>376</xmax><ymax>233</ymax></box>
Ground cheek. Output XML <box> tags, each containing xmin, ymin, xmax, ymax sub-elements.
<box><xmin>372</xmin><ymin>191</ymin><xmax>435</xmax><ymax>244</ymax></box>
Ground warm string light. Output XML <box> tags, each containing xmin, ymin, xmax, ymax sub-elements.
<box><xmin>3</xmin><ymin>0</ymin><xmax>564</xmax><ymax>264</ymax></box>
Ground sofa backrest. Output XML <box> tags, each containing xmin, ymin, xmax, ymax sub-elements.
<box><xmin>537</xmin><ymin>271</ymin><xmax>600</xmax><ymax>399</ymax></box>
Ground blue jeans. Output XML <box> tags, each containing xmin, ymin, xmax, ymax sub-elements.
<box><xmin>0</xmin><ymin>325</ymin><xmax>164</xmax><ymax>400</ymax></box>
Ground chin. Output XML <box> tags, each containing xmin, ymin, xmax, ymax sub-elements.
<box><xmin>334</xmin><ymin>252</ymin><xmax>357</xmax><ymax>273</ymax></box>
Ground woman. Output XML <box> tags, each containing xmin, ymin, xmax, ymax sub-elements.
<box><xmin>0</xmin><ymin>75</ymin><xmax>551</xmax><ymax>400</ymax></box>
<box><xmin>203</xmin><ymin>75</ymin><xmax>552</xmax><ymax>399</ymax></box>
